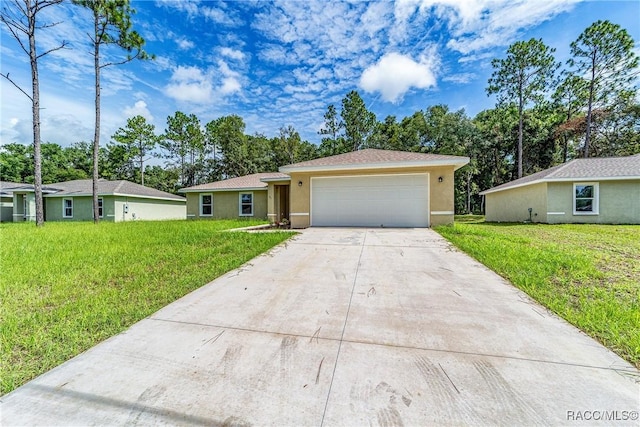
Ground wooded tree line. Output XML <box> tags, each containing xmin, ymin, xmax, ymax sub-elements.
<box><xmin>2</xmin><ymin>13</ymin><xmax>638</xmax><ymax>216</ymax></box>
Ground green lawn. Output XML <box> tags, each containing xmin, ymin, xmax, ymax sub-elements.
<box><xmin>436</xmin><ymin>220</ymin><xmax>640</xmax><ymax>368</ymax></box>
<box><xmin>0</xmin><ymin>219</ymin><xmax>293</xmax><ymax>395</ymax></box>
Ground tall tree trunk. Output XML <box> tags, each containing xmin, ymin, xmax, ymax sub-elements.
<box><xmin>92</xmin><ymin>15</ymin><xmax>100</xmax><ymax>223</ymax></box>
<box><xmin>517</xmin><ymin>93</ymin><xmax>524</xmax><ymax>179</ymax></box>
<box><xmin>563</xmin><ymin>109</ymin><xmax>571</xmax><ymax>163</ymax></box>
<box><xmin>140</xmin><ymin>156</ymin><xmax>144</xmax><ymax>186</ymax></box>
<box><xmin>584</xmin><ymin>53</ymin><xmax>596</xmax><ymax>158</ymax></box>
<box><xmin>584</xmin><ymin>51</ymin><xmax>596</xmax><ymax>158</ymax></box>
<box><xmin>27</xmin><ymin>0</ymin><xmax>44</xmax><ymax>226</ymax></box>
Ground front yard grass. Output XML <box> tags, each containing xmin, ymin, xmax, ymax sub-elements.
<box><xmin>435</xmin><ymin>221</ymin><xmax>640</xmax><ymax>368</ymax></box>
<box><xmin>0</xmin><ymin>219</ymin><xmax>293</xmax><ymax>395</ymax></box>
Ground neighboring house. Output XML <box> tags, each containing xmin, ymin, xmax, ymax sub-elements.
<box><xmin>179</xmin><ymin>172</ymin><xmax>289</xmax><ymax>220</ymax></box>
<box><xmin>0</xmin><ymin>181</ymin><xmax>26</xmax><ymax>222</ymax></box>
<box><xmin>0</xmin><ymin>182</ymin><xmax>57</xmax><ymax>222</ymax></box>
<box><xmin>179</xmin><ymin>149</ymin><xmax>469</xmax><ymax>228</ymax></box>
<box><xmin>10</xmin><ymin>179</ymin><xmax>186</xmax><ymax>222</ymax></box>
<box><xmin>480</xmin><ymin>155</ymin><xmax>640</xmax><ymax>224</ymax></box>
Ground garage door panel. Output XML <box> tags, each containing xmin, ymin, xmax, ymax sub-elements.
<box><xmin>311</xmin><ymin>174</ymin><xmax>429</xmax><ymax>227</ymax></box>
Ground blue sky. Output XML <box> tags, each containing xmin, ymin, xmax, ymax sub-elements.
<box><xmin>1</xmin><ymin>0</ymin><xmax>639</xmax><ymax>148</ymax></box>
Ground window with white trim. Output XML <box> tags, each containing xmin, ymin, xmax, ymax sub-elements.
<box><xmin>573</xmin><ymin>183</ymin><xmax>598</xmax><ymax>215</ymax></box>
<box><xmin>63</xmin><ymin>198</ymin><xmax>73</xmax><ymax>218</ymax></box>
<box><xmin>239</xmin><ymin>192</ymin><xmax>253</xmax><ymax>216</ymax></box>
<box><xmin>98</xmin><ymin>198</ymin><xmax>104</xmax><ymax>218</ymax></box>
<box><xmin>200</xmin><ymin>193</ymin><xmax>213</xmax><ymax>216</ymax></box>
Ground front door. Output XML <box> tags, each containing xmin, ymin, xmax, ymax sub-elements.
<box><xmin>277</xmin><ymin>185</ymin><xmax>290</xmax><ymax>223</ymax></box>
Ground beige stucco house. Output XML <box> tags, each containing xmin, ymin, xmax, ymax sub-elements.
<box><xmin>9</xmin><ymin>179</ymin><xmax>186</xmax><ymax>222</ymax></box>
<box><xmin>270</xmin><ymin>149</ymin><xmax>469</xmax><ymax>228</ymax></box>
<box><xmin>480</xmin><ymin>155</ymin><xmax>640</xmax><ymax>224</ymax></box>
<box><xmin>179</xmin><ymin>173</ymin><xmax>289</xmax><ymax>220</ymax></box>
<box><xmin>180</xmin><ymin>149</ymin><xmax>469</xmax><ymax>228</ymax></box>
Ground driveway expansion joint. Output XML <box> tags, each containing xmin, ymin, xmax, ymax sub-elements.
<box><xmin>320</xmin><ymin>229</ymin><xmax>367</xmax><ymax>426</ymax></box>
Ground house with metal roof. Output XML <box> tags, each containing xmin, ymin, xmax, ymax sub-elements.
<box><xmin>9</xmin><ymin>179</ymin><xmax>186</xmax><ymax>222</ymax></box>
<box><xmin>180</xmin><ymin>149</ymin><xmax>470</xmax><ymax>228</ymax></box>
<box><xmin>480</xmin><ymin>155</ymin><xmax>640</xmax><ymax>224</ymax></box>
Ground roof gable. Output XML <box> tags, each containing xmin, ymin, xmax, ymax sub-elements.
<box><xmin>480</xmin><ymin>155</ymin><xmax>640</xmax><ymax>195</ymax></box>
<box><xmin>179</xmin><ymin>172</ymin><xmax>289</xmax><ymax>192</ymax></box>
<box><xmin>43</xmin><ymin>179</ymin><xmax>185</xmax><ymax>201</ymax></box>
<box><xmin>280</xmin><ymin>149</ymin><xmax>469</xmax><ymax>172</ymax></box>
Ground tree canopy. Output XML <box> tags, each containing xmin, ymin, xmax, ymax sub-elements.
<box><xmin>2</xmin><ymin>19</ymin><xmax>638</xmax><ymax>216</ymax></box>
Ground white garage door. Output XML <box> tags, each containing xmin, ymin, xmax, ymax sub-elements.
<box><xmin>311</xmin><ymin>174</ymin><xmax>429</xmax><ymax>227</ymax></box>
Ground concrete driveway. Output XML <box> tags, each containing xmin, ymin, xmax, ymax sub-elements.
<box><xmin>2</xmin><ymin>228</ymin><xmax>638</xmax><ymax>426</ymax></box>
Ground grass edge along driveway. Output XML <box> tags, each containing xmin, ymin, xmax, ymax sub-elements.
<box><xmin>435</xmin><ymin>220</ymin><xmax>639</xmax><ymax>369</ymax></box>
<box><xmin>0</xmin><ymin>220</ymin><xmax>294</xmax><ymax>395</ymax></box>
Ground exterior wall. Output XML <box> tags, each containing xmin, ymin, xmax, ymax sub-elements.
<box><xmin>45</xmin><ymin>196</ymin><xmax>105</xmax><ymax>221</ymax></box>
<box><xmin>429</xmin><ymin>166</ymin><xmax>456</xmax><ymax>226</ymax></box>
<box><xmin>484</xmin><ymin>183</ymin><xmax>548</xmax><ymax>223</ymax></box>
<box><xmin>44</xmin><ymin>196</ymin><xmax>185</xmax><ymax>222</ymax></box>
<box><xmin>185</xmin><ymin>191</ymin><xmax>268</xmax><ymax>220</ymax></box>
<box><xmin>12</xmin><ymin>193</ymin><xmax>35</xmax><ymax>222</ymax></box>
<box><xmin>267</xmin><ymin>184</ymin><xmax>276</xmax><ymax>223</ymax></box>
<box><xmin>113</xmin><ymin>197</ymin><xmax>186</xmax><ymax>222</ymax></box>
<box><xmin>186</xmin><ymin>193</ymin><xmax>199</xmax><ymax>219</ymax></box>
<box><xmin>546</xmin><ymin>180</ymin><xmax>640</xmax><ymax>224</ymax></box>
<box><xmin>287</xmin><ymin>165</ymin><xmax>457</xmax><ymax>228</ymax></box>
<box><xmin>1</xmin><ymin>195</ymin><xmax>13</xmax><ymax>222</ymax></box>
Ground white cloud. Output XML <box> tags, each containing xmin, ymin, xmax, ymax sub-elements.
<box><xmin>442</xmin><ymin>72</ymin><xmax>476</xmax><ymax>84</ymax></box>
<box><xmin>201</xmin><ymin>5</ymin><xmax>243</xmax><ymax>26</ymax></box>
<box><xmin>157</xmin><ymin>0</ymin><xmax>243</xmax><ymax>26</ymax></box>
<box><xmin>155</xmin><ymin>0</ymin><xmax>199</xmax><ymax>17</ymax></box>
<box><xmin>258</xmin><ymin>44</ymin><xmax>299</xmax><ymax>65</ymax></box>
<box><xmin>360</xmin><ymin>52</ymin><xmax>437</xmax><ymax>103</ymax></box>
<box><xmin>220</xmin><ymin>77</ymin><xmax>241</xmax><ymax>95</ymax></box>
<box><xmin>404</xmin><ymin>0</ymin><xmax>580</xmax><ymax>54</ymax></box>
<box><xmin>218</xmin><ymin>60</ymin><xmax>239</xmax><ymax>78</ymax></box>
<box><xmin>164</xmin><ymin>66</ymin><xmax>213</xmax><ymax>104</ymax></box>
<box><xmin>457</xmin><ymin>52</ymin><xmax>494</xmax><ymax>64</ymax></box>
<box><xmin>123</xmin><ymin>100</ymin><xmax>154</xmax><ymax>122</ymax></box>
<box><xmin>217</xmin><ymin>60</ymin><xmax>242</xmax><ymax>95</ymax></box>
<box><xmin>220</xmin><ymin>47</ymin><xmax>245</xmax><ymax>61</ymax></box>
<box><xmin>164</xmin><ymin>61</ymin><xmax>243</xmax><ymax>104</ymax></box>
<box><xmin>151</xmin><ymin>56</ymin><xmax>174</xmax><ymax>71</ymax></box>
<box><xmin>175</xmin><ymin>37</ymin><xmax>195</xmax><ymax>50</ymax></box>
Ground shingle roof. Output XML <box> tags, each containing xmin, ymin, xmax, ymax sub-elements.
<box><xmin>280</xmin><ymin>148</ymin><xmax>469</xmax><ymax>172</ymax></box>
<box><xmin>179</xmin><ymin>172</ymin><xmax>289</xmax><ymax>192</ymax></box>
<box><xmin>0</xmin><ymin>181</ymin><xmax>26</xmax><ymax>189</ymax></box>
<box><xmin>480</xmin><ymin>155</ymin><xmax>640</xmax><ymax>195</ymax></box>
<box><xmin>0</xmin><ymin>181</ymin><xmax>28</xmax><ymax>196</ymax></box>
<box><xmin>44</xmin><ymin>179</ymin><xmax>185</xmax><ymax>201</ymax></box>
<box><xmin>0</xmin><ymin>181</ymin><xmax>27</xmax><ymax>196</ymax></box>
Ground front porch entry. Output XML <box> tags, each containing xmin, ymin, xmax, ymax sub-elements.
<box><xmin>274</xmin><ymin>184</ymin><xmax>290</xmax><ymax>224</ymax></box>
